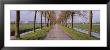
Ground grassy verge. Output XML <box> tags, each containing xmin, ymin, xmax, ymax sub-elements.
<box><xmin>16</xmin><ymin>26</ymin><xmax>52</xmax><ymax>40</ymax></box>
<box><xmin>60</xmin><ymin>25</ymin><xmax>99</xmax><ymax>40</ymax></box>
<box><xmin>67</xmin><ymin>23</ymin><xmax>100</xmax><ymax>33</ymax></box>
<box><xmin>11</xmin><ymin>23</ymin><xmax>45</xmax><ymax>36</ymax></box>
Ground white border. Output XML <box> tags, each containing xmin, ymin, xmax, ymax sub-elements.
<box><xmin>4</xmin><ymin>4</ymin><xmax>107</xmax><ymax>47</ymax></box>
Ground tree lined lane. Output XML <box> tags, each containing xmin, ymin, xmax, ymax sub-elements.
<box><xmin>11</xmin><ymin>10</ymin><xmax>99</xmax><ymax>40</ymax></box>
<box><xmin>44</xmin><ymin>24</ymin><xmax>71</xmax><ymax>40</ymax></box>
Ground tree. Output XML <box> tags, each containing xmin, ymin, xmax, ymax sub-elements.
<box><xmin>47</xmin><ymin>18</ymin><xmax>49</xmax><ymax>27</ymax></box>
<box><xmin>41</xmin><ymin>11</ymin><xmax>43</xmax><ymax>29</ymax></box>
<box><xmin>88</xmin><ymin>10</ymin><xmax>93</xmax><ymax>36</ymax></box>
<box><xmin>47</xmin><ymin>11</ymin><xmax>51</xmax><ymax>27</ymax></box>
<box><xmin>44</xmin><ymin>11</ymin><xmax>47</xmax><ymax>27</ymax></box>
<box><xmin>15</xmin><ymin>10</ymin><xmax>20</xmax><ymax>38</ymax></box>
<box><xmin>59</xmin><ymin>11</ymin><xmax>71</xmax><ymax>27</ymax></box>
<box><xmin>33</xmin><ymin>11</ymin><xmax>37</xmax><ymax>32</ymax></box>
<box><xmin>46</xmin><ymin>11</ymin><xmax>49</xmax><ymax>27</ymax></box>
<box><xmin>71</xmin><ymin>12</ymin><xmax>75</xmax><ymax>28</ymax></box>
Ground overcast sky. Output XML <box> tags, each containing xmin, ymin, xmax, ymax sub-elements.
<box><xmin>10</xmin><ymin>10</ymin><xmax>100</xmax><ymax>23</ymax></box>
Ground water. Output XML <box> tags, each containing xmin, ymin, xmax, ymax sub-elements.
<box><xmin>73</xmin><ymin>28</ymin><xmax>100</xmax><ymax>38</ymax></box>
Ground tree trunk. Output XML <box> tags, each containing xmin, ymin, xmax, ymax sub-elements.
<box><xmin>33</xmin><ymin>11</ymin><xmax>37</xmax><ymax>32</ymax></box>
<box><xmin>45</xmin><ymin>12</ymin><xmax>46</xmax><ymax>27</ymax></box>
<box><xmin>88</xmin><ymin>10</ymin><xmax>93</xmax><ymax>36</ymax></box>
<box><xmin>47</xmin><ymin>18</ymin><xmax>49</xmax><ymax>27</ymax></box>
<box><xmin>15</xmin><ymin>10</ymin><xmax>20</xmax><ymax>38</ymax></box>
<box><xmin>65</xmin><ymin>19</ymin><xmax>67</xmax><ymax>27</ymax></box>
<box><xmin>50</xmin><ymin>20</ymin><xmax>52</xmax><ymax>26</ymax></box>
<box><xmin>71</xmin><ymin>13</ymin><xmax>74</xmax><ymax>28</ymax></box>
<box><xmin>41</xmin><ymin>11</ymin><xmax>43</xmax><ymax>29</ymax></box>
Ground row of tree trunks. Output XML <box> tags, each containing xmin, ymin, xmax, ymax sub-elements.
<box><xmin>14</xmin><ymin>10</ymin><xmax>93</xmax><ymax>39</ymax></box>
<box><xmin>14</xmin><ymin>10</ymin><xmax>52</xmax><ymax>39</ymax></box>
<box><xmin>59</xmin><ymin>10</ymin><xmax>93</xmax><ymax>37</ymax></box>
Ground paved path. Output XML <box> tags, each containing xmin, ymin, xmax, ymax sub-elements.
<box><xmin>44</xmin><ymin>24</ymin><xmax>71</xmax><ymax>40</ymax></box>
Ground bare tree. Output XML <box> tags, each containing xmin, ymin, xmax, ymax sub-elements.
<box><xmin>41</xmin><ymin>11</ymin><xmax>43</xmax><ymax>29</ymax></box>
<box><xmin>88</xmin><ymin>10</ymin><xmax>93</xmax><ymax>36</ymax></box>
<box><xmin>44</xmin><ymin>11</ymin><xmax>47</xmax><ymax>27</ymax></box>
<box><xmin>33</xmin><ymin>11</ymin><xmax>37</xmax><ymax>32</ymax></box>
<box><xmin>15</xmin><ymin>10</ymin><xmax>20</xmax><ymax>38</ymax></box>
<box><xmin>71</xmin><ymin>12</ymin><xmax>75</xmax><ymax>28</ymax></box>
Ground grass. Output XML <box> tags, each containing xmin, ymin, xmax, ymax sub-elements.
<box><xmin>60</xmin><ymin>25</ymin><xmax>99</xmax><ymax>40</ymax></box>
<box><xmin>11</xmin><ymin>23</ymin><xmax>44</xmax><ymax>32</ymax></box>
<box><xmin>16</xmin><ymin>26</ymin><xmax>52</xmax><ymax>40</ymax></box>
<box><xmin>11</xmin><ymin>23</ymin><xmax>46</xmax><ymax>36</ymax></box>
<box><xmin>67</xmin><ymin>23</ymin><xmax>100</xmax><ymax>33</ymax></box>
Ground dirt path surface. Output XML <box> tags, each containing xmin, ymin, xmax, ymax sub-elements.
<box><xmin>44</xmin><ymin>24</ymin><xmax>71</xmax><ymax>40</ymax></box>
